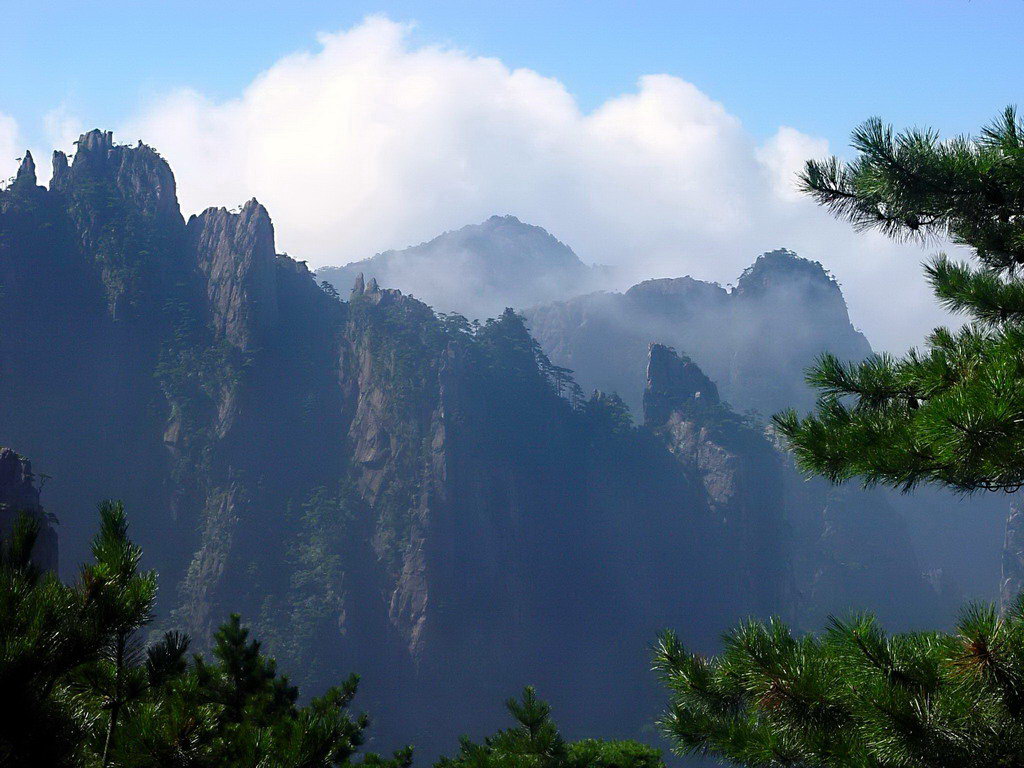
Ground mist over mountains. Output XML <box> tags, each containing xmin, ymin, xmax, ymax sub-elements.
<box><xmin>316</xmin><ymin>215</ymin><xmax>615</xmax><ymax>321</ymax></box>
<box><xmin>317</xmin><ymin>220</ymin><xmax>871</xmax><ymax>416</ymax></box>
<box><xmin>0</xmin><ymin>130</ymin><xmax>1011</xmax><ymax>759</ymax></box>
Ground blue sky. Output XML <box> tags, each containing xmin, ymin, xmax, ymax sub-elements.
<box><xmin>4</xmin><ymin>0</ymin><xmax>1021</xmax><ymax>152</ymax></box>
<box><xmin>1</xmin><ymin>1</ymin><xmax>1021</xmax><ymax>351</ymax></box>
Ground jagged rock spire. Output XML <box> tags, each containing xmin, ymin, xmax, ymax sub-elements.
<box><xmin>14</xmin><ymin>151</ymin><xmax>36</xmax><ymax>187</ymax></box>
<box><xmin>187</xmin><ymin>197</ymin><xmax>278</xmax><ymax>351</ymax></box>
<box><xmin>51</xmin><ymin>151</ymin><xmax>70</xmax><ymax>187</ymax></box>
<box><xmin>352</xmin><ymin>272</ymin><xmax>365</xmax><ymax>297</ymax></box>
<box><xmin>76</xmin><ymin>129</ymin><xmax>114</xmax><ymax>155</ymax></box>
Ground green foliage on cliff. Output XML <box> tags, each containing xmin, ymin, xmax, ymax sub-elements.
<box><xmin>776</xmin><ymin>107</ymin><xmax>1024</xmax><ymax>492</ymax></box>
<box><xmin>436</xmin><ymin>687</ymin><xmax>664</xmax><ymax>768</ymax></box>
<box><xmin>656</xmin><ymin>598</ymin><xmax>1024</xmax><ymax>767</ymax></box>
<box><xmin>259</xmin><ymin>483</ymin><xmax>362</xmax><ymax>685</ymax></box>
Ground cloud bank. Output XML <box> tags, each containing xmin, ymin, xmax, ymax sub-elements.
<box><xmin>21</xmin><ymin>16</ymin><xmax>960</xmax><ymax>351</ymax></box>
<box><xmin>0</xmin><ymin>113</ymin><xmax>23</xmax><ymax>185</ymax></box>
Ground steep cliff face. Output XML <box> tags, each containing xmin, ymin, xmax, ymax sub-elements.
<box><xmin>526</xmin><ymin>249</ymin><xmax>872</xmax><ymax>416</ymax></box>
<box><xmin>0</xmin><ymin>132</ymin><xmax>189</xmax><ymax>578</ymax></box>
<box><xmin>188</xmin><ymin>200</ymin><xmax>279</xmax><ymax>351</ymax></box>
<box><xmin>0</xmin><ymin>448</ymin><xmax>57</xmax><ymax>571</ymax></box>
<box><xmin>644</xmin><ymin>344</ymin><xmax>789</xmax><ymax>616</ymax></box>
<box><xmin>643</xmin><ymin>344</ymin><xmax>945</xmax><ymax>630</ymax></box>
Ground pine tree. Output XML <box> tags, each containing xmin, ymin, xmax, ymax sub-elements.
<box><xmin>81</xmin><ymin>501</ymin><xmax>158</xmax><ymax>766</ymax></box>
<box><xmin>0</xmin><ymin>503</ymin><xmax>412</xmax><ymax>768</ymax></box>
<box><xmin>774</xmin><ymin>107</ymin><xmax>1024</xmax><ymax>492</ymax></box>
<box><xmin>108</xmin><ymin>611</ymin><xmax>414</xmax><ymax>768</ymax></box>
<box><xmin>436</xmin><ymin>687</ymin><xmax>664</xmax><ymax>768</ymax></box>
<box><xmin>0</xmin><ymin>515</ymin><xmax>94</xmax><ymax>767</ymax></box>
<box><xmin>655</xmin><ymin>597</ymin><xmax>1024</xmax><ymax>767</ymax></box>
<box><xmin>0</xmin><ymin>504</ymin><xmax>157</xmax><ymax>767</ymax></box>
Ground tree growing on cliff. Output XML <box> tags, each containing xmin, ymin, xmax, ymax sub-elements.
<box><xmin>655</xmin><ymin>598</ymin><xmax>1024</xmax><ymax>767</ymax></box>
<box><xmin>775</xmin><ymin>107</ymin><xmax>1024</xmax><ymax>492</ymax></box>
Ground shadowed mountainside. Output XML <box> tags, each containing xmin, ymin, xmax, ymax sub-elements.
<box><xmin>0</xmin><ymin>131</ymin><xmax>960</xmax><ymax>758</ymax></box>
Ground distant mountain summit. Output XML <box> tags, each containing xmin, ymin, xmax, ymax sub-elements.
<box><xmin>316</xmin><ymin>215</ymin><xmax>613</xmax><ymax>319</ymax></box>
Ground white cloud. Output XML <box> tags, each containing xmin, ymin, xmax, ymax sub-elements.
<box><xmin>0</xmin><ymin>113</ymin><xmax>23</xmax><ymax>185</ymax></box>
<box><xmin>756</xmin><ymin>126</ymin><xmax>829</xmax><ymax>202</ymax></box>
<box><xmin>110</xmin><ymin>15</ymin><xmax>956</xmax><ymax>351</ymax></box>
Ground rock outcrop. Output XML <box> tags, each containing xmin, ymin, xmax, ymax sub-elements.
<box><xmin>0</xmin><ymin>448</ymin><xmax>57</xmax><ymax>570</ymax></box>
<box><xmin>1002</xmin><ymin>496</ymin><xmax>1024</xmax><ymax>611</ymax></box>
<box><xmin>13</xmin><ymin>151</ymin><xmax>36</xmax><ymax>188</ymax></box>
<box><xmin>644</xmin><ymin>344</ymin><xmax>789</xmax><ymax>616</ymax></box>
<box><xmin>188</xmin><ymin>200</ymin><xmax>279</xmax><ymax>351</ymax></box>
<box><xmin>644</xmin><ymin>342</ymin><xmax>720</xmax><ymax>424</ymax></box>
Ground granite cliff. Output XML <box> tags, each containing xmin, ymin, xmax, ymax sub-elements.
<box><xmin>642</xmin><ymin>344</ymin><xmax>944</xmax><ymax>630</ymax></box>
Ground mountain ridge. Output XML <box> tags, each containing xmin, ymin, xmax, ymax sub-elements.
<box><xmin>316</xmin><ymin>214</ymin><xmax>614</xmax><ymax>320</ymax></box>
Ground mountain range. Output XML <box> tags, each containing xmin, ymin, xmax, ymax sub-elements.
<box><xmin>0</xmin><ymin>130</ymin><xmax>1001</xmax><ymax>758</ymax></box>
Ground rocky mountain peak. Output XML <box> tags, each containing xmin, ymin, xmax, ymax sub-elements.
<box><xmin>733</xmin><ymin>248</ymin><xmax>841</xmax><ymax>299</ymax></box>
<box><xmin>483</xmin><ymin>213</ymin><xmax>525</xmax><ymax>227</ymax></box>
<box><xmin>54</xmin><ymin>130</ymin><xmax>180</xmax><ymax>224</ymax></box>
<box><xmin>643</xmin><ymin>343</ymin><xmax>720</xmax><ymax>427</ymax></box>
<box><xmin>13</xmin><ymin>151</ymin><xmax>36</xmax><ymax>188</ymax></box>
<box><xmin>317</xmin><ymin>215</ymin><xmax>611</xmax><ymax>319</ymax></box>
<box><xmin>625</xmin><ymin>275</ymin><xmax>730</xmax><ymax>313</ymax></box>
<box><xmin>77</xmin><ymin>129</ymin><xmax>115</xmax><ymax>155</ymax></box>
<box><xmin>188</xmin><ymin>198</ymin><xmax>279</xmax><ymax>350</ymax></box>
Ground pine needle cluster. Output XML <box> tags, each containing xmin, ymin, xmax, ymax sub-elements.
<box><xmin>775</xmin><ymin>107</ymin><xmax>1024</xmax><ymax>492</ymax></box>
<box><xmin>655</xmin><ymin>599</ymin><xmax>1024</xmax><ymax>767</ymax></box>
